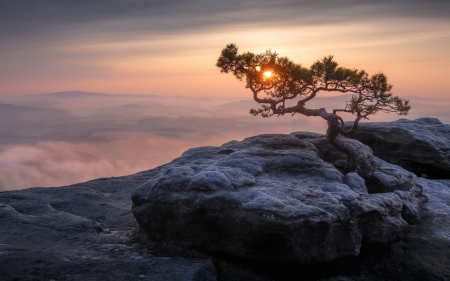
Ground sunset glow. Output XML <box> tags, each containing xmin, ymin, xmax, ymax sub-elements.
<box><xmin>0</xmin><ymin>1</ymin><xmax>449</xmax><ymax>190</ymax></box>
<box><xmin>263</xmin><ymin>71</ymin><xmax>273</xmax><ymax>78</ymax></box>
<box><xmin>0</xmin><ymin>1</ymin><xmax>449</xmax><ymax>99</ymax></box>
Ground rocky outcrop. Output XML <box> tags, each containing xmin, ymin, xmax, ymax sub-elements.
<box><xmin>132</xmin><ymin>134</ymin><xmax>427</xmax><ymax>263</ymax></box>
<box><xmin>343</xmin><ymin>118</ymin><xmax>450</xmax><ymax>179</ymax></box>
<box><xmin>0</xmin><ymin>173</ymin><xmax>217</xmax><ymax>281</ymax></box>
<box><xmin>0</xmin><ymin>131</ymin><xmax>449</xmax><ymax>280</ymax></box>
<box><xmin>292</xmin><ymin>132</ymin><xmax>427</xmax><ymax>223</ymax></box>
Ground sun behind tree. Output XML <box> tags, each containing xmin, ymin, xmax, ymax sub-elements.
<box><xmin>216</xmin><ymin>43</ymin><xmax>411</xmax><ymax>176</ymax></box>
<box><xmin>263</xmin><ymin>71</ymin><xmax>272</xmax><ymax>78</ymax></box>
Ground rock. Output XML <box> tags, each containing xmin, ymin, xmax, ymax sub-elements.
<box><xmin>292</xmin><ymin>132</ymin><xmax>427</xmax><ymax>222</ymax></box>
<box><xmin>132</xmin><ymin>134</ymin><xmax>426</xmax><ymax>263</ymax></box>
<box><xmin>0</xmin><ymin>172</ymin><xmax>217</xmax><ymax>281</ymax></box>
<box><xmin>290</xmin><ymin>132</ymin><xmax>377</xmax><ymax>179</ymax></box>
<box><xmin>0</xmin><ymin>130</ymin><xmax>449</xmax><ymax>280</ymax></box>
<box><xmin>343</xmin><ymin>118</ymin><xmax>450</xmax><ymax>179</ymax></box>
<box><xmin>370</xmin><ymin>178</ymin><xmax>450</xmax><ymax>280</ymax></box>
<box><xmin>291</xmin><ymin>132</ymin><xmax>347</xmax><ymax>169</ymax></box>
<box><xmin>344</xmin><ymin>173</ymin><xmax>368</xmax><ymax>194</ymax></box>
<box><xmin>435</xmin><ymin>179</ymin><xmax>450</xmax><ymax>188</ymax></box>
<box><xmin>318</xmin><ymin>178</ymin><xmax>450</xmax><ymax>281</ymax></box>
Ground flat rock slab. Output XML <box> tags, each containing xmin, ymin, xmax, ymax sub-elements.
<box><xmin>0</xmin><ymin>173</ymin><xmax>216</xmax><ymax>281</ymax></box>
<box><xmin>132</xmin><ymin>134</ymin><xmax>426</xmax><ymax>263</ymax></box>
<box><xmin>343</xmin><ymin>118</ymin><xmax>450</xmax><ymax>179</ymax></box>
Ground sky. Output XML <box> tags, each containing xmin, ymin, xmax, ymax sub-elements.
<box><xmin>1</xmin><ymin>1</ymin><xmax>450</xmax><ymax>190</ymax></box>
<box><xmin>1</xmin><ymin>0</ymin><xmax>449</xmax><ymax>99</ymax></box>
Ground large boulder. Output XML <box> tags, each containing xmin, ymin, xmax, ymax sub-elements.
<box><xmin>343</xmin><ymin>118</ymin><xmax>450</xmax><ymax>179</ymax></box>
<box><xmin>0</xmin><ymin>173</ymin><xmax>217</xmax><ymax>281</ymax></box>
<box><xmin>132</xmin><ymin>134</ymin><xmax>427</xmax><ymax>263</ymax></box>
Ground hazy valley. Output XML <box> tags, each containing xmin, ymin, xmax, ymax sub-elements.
<box><xmin>1</xmin><ymin>91</ymin><xmax>449</xmax><ymax>191</ymax></box>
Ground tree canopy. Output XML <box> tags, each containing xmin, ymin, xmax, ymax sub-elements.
<box><xmin>217</xmin><ymin>43</ymin><xmax>411</xmax><ymax>173</ymax></box>
<box><xmin>217</xmin><ymin>43</ymin><xmax>410</xmax><ymax>133</ymax></box>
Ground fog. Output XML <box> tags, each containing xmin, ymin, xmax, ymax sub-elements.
<box><xmin>0</xmin><ymin>137</ymin><xmax>223</xmax><ymax>191</ymax></box>
<box><xmin>1</xmin><ymin>91</ymin><xmax>449</xmax><ymax>191</ymax></box>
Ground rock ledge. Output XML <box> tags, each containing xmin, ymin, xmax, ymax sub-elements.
<box><xmin>132</xmin><ymin>134</ymin><xmax>426</xmax><ymax>263</ymax></box>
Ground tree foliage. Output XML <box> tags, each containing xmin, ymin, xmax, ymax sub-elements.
<box><xmin>217</xmin><ymin>44</ymin><xmax>410</xmax><ymax>132</ymax></box>
<box><xmin>217</xmin><ymin>43</ymin><xmax>411</xmax><ymax>173</ymax></box>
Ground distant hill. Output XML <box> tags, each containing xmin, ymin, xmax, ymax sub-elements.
<box><xmin>36</xmin><ymin>91</ymin><xmax>161</xmax><ymax>99</ymax></box>
<box><xmin>0</xmin><ymin>103</ymin><xmax>74</xmax><ymax>123</ymax></box>
<box><xmin>38</xmin><ymin>91</ymin><xmax>111</xmax><ymax>98</ymax></box>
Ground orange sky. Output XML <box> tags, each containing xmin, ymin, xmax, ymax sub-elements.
<box><xmin>1</xmin><ymin>1</ymin><xmax>449</xmax><ymax>99</ymax></box>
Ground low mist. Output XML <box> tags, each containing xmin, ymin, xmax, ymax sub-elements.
<box><xmin>1</xmin><ymin>91</ymin><xmax>449</xmax><ymax>191</ymax></box>
<box><xmin>0</xmin><ymin>136</ymin><xmax>226</xmax><ymax>191</ymax></box>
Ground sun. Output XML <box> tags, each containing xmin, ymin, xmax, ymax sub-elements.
<box><xmin>263</xmin><ymin>71</ymin><xmax>272</xmax><ymax>78</ymax></box>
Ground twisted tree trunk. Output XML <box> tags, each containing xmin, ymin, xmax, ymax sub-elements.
<box><xmin>295</xmin><ymin>106</ymin><xmax>376</xmax><ymax>177</ymax></box>
<box><xmin>267</xmin><ymin>101</ymin><xmax>376</xmax><ymax>177</ymax></box>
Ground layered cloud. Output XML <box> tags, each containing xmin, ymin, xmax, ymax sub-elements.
<box><xmin>2</xmin><ymin>1</ymin><xmax>448</xmax><ymax>37</ymax></box>
<box><xmin>1</xmin><ymin>1</ymin><xmax>449</xmax><ymax>97</ymax></box>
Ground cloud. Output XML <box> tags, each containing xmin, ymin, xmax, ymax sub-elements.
<box><xmin>1</xmin><ymin>0</ymin><xmax>449</xmax><ymax>45</ymax></box>
<box><xmin>1</xmin><ymin>92</ymin><xmax>449</xmax><ymax>191</ymax></box>
<box><xmin>0</xmin><ymin>135</ymin><xmax>229</xmax><ymax>191</ymax></box>
<box><xmin>0</xmin><ymin>96</ymin><xmax>332</xmax><ymax>191</ymax></box>
<box><xmin>1</xmin><ymin>0</ymin><xmax>449</xmax><ymax>98</ymax></box>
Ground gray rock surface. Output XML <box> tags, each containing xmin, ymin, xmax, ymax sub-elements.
<box><xmin>344</xmin><ymin>173</ymin><xmax>368</xmax><ymax>194</ymax></box>
<box><xmin>343</xmin><ymin>118</ymin><xmax>450</xmax><ymax>179</ymax></box>
<box><xmin>132</xmin><ymin>134</ymin><xmax>427</xmax><ymax>263</ymax></box>
<box><xmin>292</xmin><ymin>132</ymin><xmax>427</xmax><ymax>225</ymax></box>
<box><xmin>0</xmin><ymin>173</ymin><xmax>217</xmax><ymax>281</ymax></box>
<box><xmin>291</xmin><ymin>132</ymin><xmax>348</xmax><ymax>169</ymax></box>
<box><xmin>0</xmin><ymin>131</ymin><xmax>449</xmax><ymax>280</ymax></box>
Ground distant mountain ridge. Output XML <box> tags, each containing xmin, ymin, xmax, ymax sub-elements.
<box><xmin>35</xmin><ymin>91</ymin><xmax>162</xmax><ymax>98</ymax></box>
<box><xmin>0</xmin><ymin>103</ymin><xmax>74</xmax><ymax>123</ymax></box>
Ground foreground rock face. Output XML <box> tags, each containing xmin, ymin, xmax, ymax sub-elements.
<box><xmin>0</xmin><ymin>173</ymin><xmax>217</xmax><ymax>281</ymax></box>
<box><xmin>0</xmin><ymin>174</ymin><xmax>447</xmax><ymax>281</ymax></box>
<box><xmin>343</xmin><ymin>118</ymin><xmax>450</xmax><ymax>178</ymax></box>
<box><xmin>132</xmin><ymin>134</ymin><xmax>427</xmax><ymax>263</ymax></box>
<box><xmin>0</xmin><ymin>131</ymin><xmax>448</xmax><ymax>280</ymax></box>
